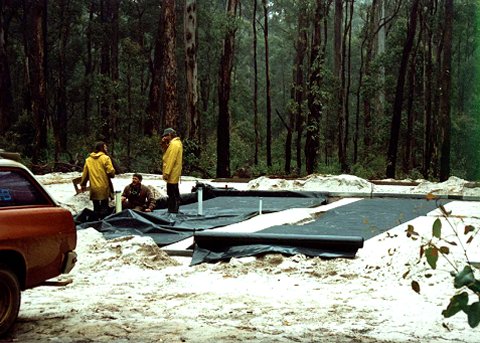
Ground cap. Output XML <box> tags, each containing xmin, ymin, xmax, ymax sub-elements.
<box><xmin>162</xmin><ymin>128</ymin><xmax>176</xmax><ymax>137</ymax></box>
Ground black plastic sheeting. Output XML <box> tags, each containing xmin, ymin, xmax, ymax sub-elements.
<box><xmin>191</xmin><ymin>231</ymin><xmax>364</xmax><ymax>266</ymax></box>
<box><xmin>75</xmin><ymin>188</ymin><xmax>327</xmax><ymax>246</ymax></box>
<box><xmin>190</xmin><ymin>197</ymin><xmax>445</xmax><ymax>265</ymax></box>
<box><xmin>75</xmin><ymin>185</ymin><xmax>444</xmax><ymax>265</ymax></box>
<box><xmin>75</xmin><ymin>209</ymin><xmax>193</xmax><ymax>245</ymax></box>
<box><xmin>260</xmin><ymin>197</ymin><xmax>445</xmax><ymax>239</ymax></box>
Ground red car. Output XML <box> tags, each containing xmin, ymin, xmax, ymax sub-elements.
<box><xmin>0</xmin><ymin>154</ymin><xmax>77</xmax><ymax>336</ymax></box>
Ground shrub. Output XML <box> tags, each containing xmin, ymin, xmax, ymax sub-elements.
<box><xmin>406</xmin><ymin>198</ymin><xmax>480</xmax><ymax>328</ymax></box>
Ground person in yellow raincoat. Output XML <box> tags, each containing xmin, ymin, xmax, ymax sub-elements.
<box><xmin>80</xmin><ymin>141</ymin><xmax>116</xmax><ymax>219</ymax></box>
<box><xmin>161</xmin><ymin>128</ymin><xmax>183</xmax><ymax>213</ymax></box>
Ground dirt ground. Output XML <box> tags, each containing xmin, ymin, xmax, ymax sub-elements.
<box><xmin>3</xmin><ymin>173</ymin><xmax>480</xmax><ymax>342</ymax></box>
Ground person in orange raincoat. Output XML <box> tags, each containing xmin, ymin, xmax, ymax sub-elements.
<box><xmin>161</xmin><ymin>128</ymin><xmax>183</xmax><ymax>213</ymax></box>
<box><xmin>80</xmin><ymin>141</ymin><xmax>116</xmax><ymax>219</ymax></box>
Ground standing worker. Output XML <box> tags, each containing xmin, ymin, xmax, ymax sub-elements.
<box><xmin>161</xmin><ymin>128</ymin><xmax>183</xmax><ymax>213</ymax></box>
<box><xmin>80</xmin><ymin>141</ymin><xmax>116</xmax><ymax>219</ymax></box>
<box><xmin>121</xmin><ymin>173</ymin><xmax>156</xmax><ymax>212</ymax></box>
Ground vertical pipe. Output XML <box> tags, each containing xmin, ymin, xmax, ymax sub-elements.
<box><xmin>115</xmin><ymin>191</ymin><xmax>122</xmax><ymax>213</ymax></box>
<box><xmin>198</xmin><ymin>186</ymin><xmax>203</xmax><ymax>215</ymax></box>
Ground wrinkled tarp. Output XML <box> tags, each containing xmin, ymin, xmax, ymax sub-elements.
<box><xmin>190</xmin><ymin>197</ymin><xmax>445</xmax><ymax>265</ymax></box>
<box><xmin>191</xmin><ymin>231</ymin><xmax>364</xmax><ymax>266</ymax></box>
<box><xmin>75</xmin><ymin>189</ymin><xmax>327</xmax><ymax>246</ymax></box>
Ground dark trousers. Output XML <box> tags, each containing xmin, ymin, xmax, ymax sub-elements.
<box><xmin>166</xmin><ymin>183</ymin><xmax>180</xmax><ymax>213</ymax></box>
<box><xmin>93</xmin><ymin>199</ymin><xmax>110</xmax><ymax>219</ymax></box>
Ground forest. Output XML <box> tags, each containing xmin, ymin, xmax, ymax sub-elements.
<box><xmin>0</xmin><ymin>0</ymin><xmax>479</xmax><ymax>181</ymax></box>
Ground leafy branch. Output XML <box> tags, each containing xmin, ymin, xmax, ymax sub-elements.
<box><xmin>405</xmin><ymin>196</ymin><xmax>480</xmax><ymax>328</ymax></box>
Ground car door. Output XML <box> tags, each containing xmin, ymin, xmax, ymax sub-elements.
<box><xmin>0</xmin><ymin>167</ymin><xmax>75</xmax><ymax>288</ymax></box>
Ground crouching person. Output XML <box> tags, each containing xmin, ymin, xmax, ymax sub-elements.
<box><xmin>121</xmin><ymin>173</ymin><xmax>156</xmax><ymax>212</ymax></box>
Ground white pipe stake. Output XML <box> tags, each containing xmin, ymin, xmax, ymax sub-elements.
<box><xmin>115</xmin><ymin>191</ymin><xmax>122</xmax><ymax>213</ymax></box>
<box><xmin>259</xmin><ymin>198</ymin><xmax>263</xmax><ymax>215</ymax></box>
<box><xmin>198</xmin><ymin>187</ymin><xmax>203</xmax><ymax>216</ymax></box>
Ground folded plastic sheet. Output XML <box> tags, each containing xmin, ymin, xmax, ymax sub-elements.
<box><xmin>191</xmin><ymin>231</ymin><xmax>364</xmax><ymax>265</ymax></box>
<box><xmin>75</xmin><ymin>189</ymin><xmax>327</xmax><ymax>246</ymax></box>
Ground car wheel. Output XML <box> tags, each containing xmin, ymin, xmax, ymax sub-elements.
<box><xmin>0</xmin><ymin>267</ymin><xmax>21</xmax><ymax>337</ymax></box>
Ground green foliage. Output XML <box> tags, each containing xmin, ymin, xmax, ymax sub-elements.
<box><xmin>314</xmin><ymin>162</ymin><xmax>342</xmax><ymax>176</ymax></box>
<box><xmin>406</xmin><ymin>202</ymin><xmax>480</xmax><ymax>328</ymax></box>
<box><xmin>0</xmin><ymin>0</ymin><xmax>477</xmax><ymax>181</ymax></box>
<box><xmin>8</xmin><ymin>113</ymin><xmax>36</xmax><ymax>158</ymax></box>
<box><xmin>230</xmin><ymin>124</ymin><xmax>255</xmax><ymax>172</ymax></box>
<box><xmin>123</xmin><ymin>134</ymin><xmax>163</xmax><ymax>174</ymax></box>
<box><xmin>182</xmin><ymin>138</ymin><xmax>214</xmax><ymax>178</ymax></box>
<box><xmin>350</xmin><ymin>155</ymin><xmax>387</xmax><ymax>179</ymax></box>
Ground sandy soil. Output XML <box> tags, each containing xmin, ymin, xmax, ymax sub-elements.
<box><xmin>4</xmin><ymin>173</ymin><xmax>480</xmax><ymax>342</ymax></box>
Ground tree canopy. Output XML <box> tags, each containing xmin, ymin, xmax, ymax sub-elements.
<box><xmin>0</xmin><ymin>0</ymin><xmax>478</xmax><ymax>181</ymax></box>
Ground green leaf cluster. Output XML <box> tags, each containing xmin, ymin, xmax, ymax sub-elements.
<box><xmin>406</xmin><ymin>204</ymin><xmax>480</xmax><ymax>328</ymax></box>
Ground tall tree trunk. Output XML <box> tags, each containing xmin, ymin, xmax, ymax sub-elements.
<box><xmin>262</xmin><ymin>0</ymin><xmax>272</xmax><ymax>167</ymax></box>
<box><xmin>145</xmin><ymin>3</ymin><xmax>165</xmax><ymax>135</ymax></box>
<box><xmin>321</xmin><ymin>5</ymin><xmax>331</xmax><ymax>165</ymax></box>
<box><xmin>287</xmin><ymin>1</ymin><xmax>307</xmax><ymax>175</ymax></box>
<box><xmin>216</xmin><ymin>0</ymin><xmax>238</xmax><ymax>178</ymax></box>
<box><xmin>422</xmin><ymin>8</ymin><xmax>434</xmax><ymax>179</ymax></box>
<box><xmin>133</xmin><ymin>2</ymin><xmax>147</xmax><ymax>94</ymax></box>
<box><xmin>342</xmin><ymin>0</ymin><xmax>354</xmax><ymax>172</ymax></box>
<box><xmin>334</xmin><ymin>0</ymin><xmax>347</xmax><ymax>171</ymax></box>
<box><xmin>185</xmin><ymin>0</ymin><xmax>199</xmax><ymax>142</ymax></box>
<box><xmin>252</xmin><ymin>0</ymin><xmax>259</xmax><ymax>166</ymax></box>
<box><xmin>305</xmin><ymin>0</ymin><xmax>325</xmax><ymax>175</ymax></box>
<box><xmin>100</xmin><ymin>0</ymin><xmax>112</xmax><ymax>141</ymax></box>
<box><xmin>431</xmin><ymin>8</ymin><xmax>443</xmax><ymax>178</ymax></box>
<box><xmin>110</xmin><ymin>0</ymin><xmax>119</xmax><ymax>153</ymax></box>
<box><xmin>25</xmin><ymin>0</ymin><xmax>48</xmax><ymax>163</ymax></box>
<box><xmin>83</xmin><ymin>1</ymin><xmax>94</xmax><ymax>135</ymax></box>
<box><xmin>403</xmin><ymin>57</ymin><xmax>416</xmax><ymax>173</ymax></box>
<box><xmin>54</xmin><ymin>0</ymin><xmax>71</xmax><ymax>162</ymax></box>
<box><xmin>439</xmin><ymin>0</ymin><xmax>453</xmax><ymax>181</ymax></box>
<box><xmin>199</xmin><ymin>11</ymin><xmax>215</xmax><ymax>117</ymax></box>
<box><xmin>162</xmin><ymin>0</ymin><xmax>179</xmax><ymax>129</ymax></box>
<box><xmin>0</xmin><ymin>0</ymin><xmax>14</xmax><ymax>134</ymax></box>
<box><xmin>376</xmin><ymin>0</ymin><xmax>386</xmax><ymax>114</ymax></box>
<box><xmin>362</xmin><ymin>0</ymin><xmax>377</xmax><ymax>156</ymax></box>
<box><xmin>21</xmin><ymin>1</ymin><xmax>32</xmax><ymax>126</ymax></box>
<box><xmin>126</xmin><ymin>55</ymin><xmax>133</xmax><ymax>170</ymax></box>
<box><xmin>354</xmin><ymin>1</ymin><xmax>373</xmax><ymax>164</ymax></box>
<box><xmin>386</xmin><ymin>0</ymin><xmax>420</xmax><ymax>178</ymax></box>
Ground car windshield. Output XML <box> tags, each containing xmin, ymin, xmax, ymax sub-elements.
<box><xmin>0</xmin><ymin>170</ymin><xmax>50</xmax><ymax>207</ymax></box>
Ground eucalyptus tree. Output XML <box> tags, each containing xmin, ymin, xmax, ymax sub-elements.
<box><xmin>438</xmin><ymin>0</ymin><xmax>453</xmax><ymax>181</ymax></box>
<box><xmin>252</xmin><ymin>0</ymin><xmax>260</xmax><ymax>165</ymax></box>
<box><xmin>145</xmin><ymin>2</ymin><xmax>165</xmax><ymax>135</ymax></box>
<box><xmin>262</xmin><ymin>0</ymin><xmax>272</xmax><ymax>167</ymax></box>
<box><xmin>386</xmin><ymin>0</ymin><xmax>420</xmax><ymax>179</ymax></box>
<box><xmin>24</xmin><ymin>0</ymin><xmax>48</xmax><ymax>164</ymax></box>
<box><xmin>334</xmin><ymin>0</ymin><xmax>348</xmax><ymax>172</ymax></box>
<box><xmin>162</xmin><ymin>0</ymin><xmax>179</xmax><ymax>130</ymax></box>
<box><xmin>287</xmin><ymin>0</ymin><xmax>308</xmax><ymax>175</ymax></box>
<box><xmin>305</xmin><ymin>0</ymin><xmax>329</xmax><ymax>175</ymax></box>
<box><xmin>216</xmin><ymin>0</ymin><xmax>239</xmax><ymax>178</ymax></box>
<box><xmin>185</xmin><ymin>0</ymin><xmax>199</xmax><ymax>143</ymax></box>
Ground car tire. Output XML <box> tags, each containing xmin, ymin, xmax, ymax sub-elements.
<box><xmin>0</xmin><ymin>267</ymin><xmax>21</xmax><ymax>337</ymax></box>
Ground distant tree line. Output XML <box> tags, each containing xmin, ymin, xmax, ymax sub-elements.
<box><xmin>0</xmin><ymin>0</ymin><xmax>478</xmax><ymax>181</ymax></box>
